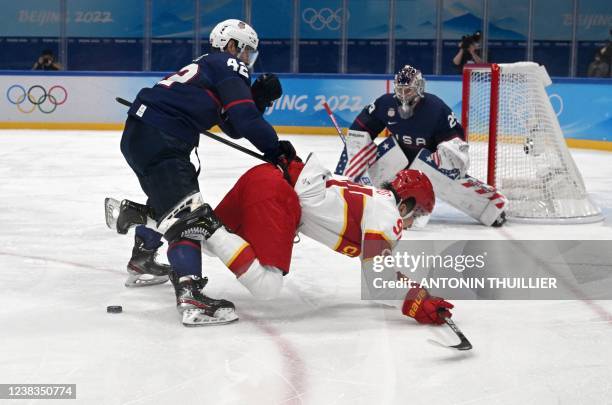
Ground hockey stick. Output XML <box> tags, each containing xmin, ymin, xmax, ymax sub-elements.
<box><xmin>114</xmin><ymin>97</ymin><xmax>271</xmax><ymax>164</ymax></box>
<box><xmin>322</xmin><ymin>101</ymin><xmax>346</xmax><ymax>144</ymax></box>
<box><xmin>397</xmin><ymin>271</ymin><xmax>472</xmax><ymax>351</ymax></box>
<box><xmin>435</xmin><ymin>313</ymin><xmax>473</xmax><ymax>351</ymax></box>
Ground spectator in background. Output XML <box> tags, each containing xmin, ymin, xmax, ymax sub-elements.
<box><xmin>587</xmin><ymin>49</ymin><xmax>609</xmax><ymax>78</ymax></box>
<box><xmin>32</xmin><ymin>49</ymin><xmax>62</xmax><ymax>71</ymax></box>
<box><xmin>452</xmin><ymin>30</ymin><xmax>483</xmax><ymax>72</ymax></box>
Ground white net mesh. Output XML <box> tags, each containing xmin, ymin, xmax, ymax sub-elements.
<box><xmin>465</xmin><ymin>62</ymin><xmax>602</xmax><ymax>223</ymax></box>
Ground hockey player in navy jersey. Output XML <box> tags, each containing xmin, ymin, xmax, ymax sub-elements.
<box><xmin>339</xmin><ymin>65</ymin><xmax>506</xmax><ymax>227</ymax></box>
<box><xmin>118</xmin><ymin>19</ymin><xmax>289</xmax><ymax>326</ymax></box>
<box><xmin>351</xmin><ymin>65</ymin><xmax>464</xmax><ymax>163</ymax></box>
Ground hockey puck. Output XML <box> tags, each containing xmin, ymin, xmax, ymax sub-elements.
<box><xmin>107</xmin><ymin>305</ymin><xmax>123</xmax><ymax>313</ymax></box>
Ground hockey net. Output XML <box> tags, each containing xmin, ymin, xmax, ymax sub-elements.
<box><xmin>462</xmin><ymin>62</ymin><xmax>602</xmax><ymax>223</ymax></box>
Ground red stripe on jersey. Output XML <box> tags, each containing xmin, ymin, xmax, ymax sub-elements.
<box><xmin>362</xmin><ymin>231</ymin><xmax>393</xmax><ymax>260</ymax></box>
<box><xmin>205</xmin><ymin>89</ymin><xmax>221</xmax><ymax>107</ymax></box>
<box><xmin>326</xmin><ymin>179</ymin><xmax>374</xmax><ymax>196</ymax></box>
<box><xmin>333</xmin><ymin>189</ymin><xmax>366</xmax><ymax>257</ymax></box>
<box><xmin>227</xmin><ymin>244</ymin><xmax>256</xmax><ymax>278</ymax></box>
<box><xmin>224</xmin><ymin>99</ymin><xmax>255</xmax><ymax>110</ymax></box>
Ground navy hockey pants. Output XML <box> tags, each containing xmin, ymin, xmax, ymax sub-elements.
<box><xmin>120</xmin><ymin>116</ymin><xmax>199</xmax><ymax>223</ymax></box>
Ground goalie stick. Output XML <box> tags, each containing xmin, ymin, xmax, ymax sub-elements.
<box><xmin>322</xmin><ymin>101</ymin><xmax>347</xmax><ymax>144</ymax></box>
<box><xmin>115</xmin><ymin>97</ymin><xmax>271</xmax><ymax>164</ymax></box>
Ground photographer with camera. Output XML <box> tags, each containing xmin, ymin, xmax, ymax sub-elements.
<box><xmin>452</xmin><ymin>30</ymin><xmax>483</xmax><ymax>72</ymax></box>
<box><xmin>32</xmin><ymin>49</ymin><xmax>62</xmax><ymax>71</ymax></box>
<box><xmin>587</xmin><ymin>48</ymin><xmax>609</xmax><ymax>78</ymax></box>
<box><xmin>599</xmin><ymin>29</ymin><xmax>612</xmax><ymax>77</ymax></box>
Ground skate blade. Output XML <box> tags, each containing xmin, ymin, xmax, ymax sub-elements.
<box><xmin>104</xmin><ymin>197</ymin><xmax>121</xmax><ymax>231</ymax></box>
<box><xmin>182</xmin><ymin>308</ymin><xmax>239</xmax><ymax>327</ymax></box>
<box><xmin>124</xmin><ymin>274</ymin><xmax>169</xmax><ymax>288</ymax></box>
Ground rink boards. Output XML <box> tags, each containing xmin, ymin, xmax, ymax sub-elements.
<box><xmin>0</xmin><ymin>71</ymin><xmax>610</xmax><ymax>150</ymax></box>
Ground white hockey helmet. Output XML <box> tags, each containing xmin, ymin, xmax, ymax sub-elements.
<box><xmin>209</xmin><ymin>19</ymin><xmax>259</xmax><ymax>68</ymax></box>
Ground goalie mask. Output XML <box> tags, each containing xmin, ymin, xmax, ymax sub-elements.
<box><xmin>394</xmin><ymin>65</ymin><xmax>425</xmax><ymax>119</ymax></box>
<box><xmin>210</xmin><ymin>19</ymin><xmax>259</xmax><ymax>68</ymax></box>
<box><xmin>390</xmin><ymin>169</ymin><xmax>434</xmax><ymax>229</ymax></box>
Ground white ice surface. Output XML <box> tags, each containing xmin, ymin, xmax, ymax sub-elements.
<box><xmin>0</xmin><ymin>130</ymin><xmax>611</xmax><ymax>405</ymax></box>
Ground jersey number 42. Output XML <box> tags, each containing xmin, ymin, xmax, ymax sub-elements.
<box><xmin>158</xmin><ymin>63</ymin><xmax>200</xmax><ymax>87</ymax></box>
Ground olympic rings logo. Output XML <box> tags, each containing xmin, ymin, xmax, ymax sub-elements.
<box><xmin>6</xmin><ymin>84</ymin><xmax>68</xmax><ymax>114</ymax></box>
<box><xmin>302</xmin><ymin>8</ymin><xmax>349</xmax><ymax>31</ymax></box>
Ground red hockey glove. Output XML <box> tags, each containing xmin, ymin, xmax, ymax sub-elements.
<box><xmin>402</xmin><ymin>286</ymin><xmax>454</xmax><ymax>325</ymax></box>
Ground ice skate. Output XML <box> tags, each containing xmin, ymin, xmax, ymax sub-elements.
<box><xmin>105</xmin><ymin>197</ymin><xmax>153</xmax><ymax>234</ymax></box>
<box><xmin>125</xmin><ymin>235</ymin><xmax>170</xmax><ymax>287</ymax></box>
<box><xmin>170</xmin><ymin>273</ymin><xmax>238</xmax><ymax>326</ymax></box>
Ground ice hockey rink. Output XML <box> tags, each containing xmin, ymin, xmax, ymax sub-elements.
<box><xmin>1</xmin><ymin>129</ymin><xmax>611</xmax><ymax>405</ymax></box>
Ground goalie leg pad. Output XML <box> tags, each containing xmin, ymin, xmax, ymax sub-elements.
<box><xmin>410</xmin><ymin>149</ymin><xmax>507</xmax><ymax>226</ymax></box>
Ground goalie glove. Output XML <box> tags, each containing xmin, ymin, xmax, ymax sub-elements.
<box><xmin>251</xmin><ymin>73</ymin><xmax>282</xmax><ymax>113</ymax></box>
<box><xmin>435</xmin><ymin>137</ymin><xmax>470</xmax><ymax>179</ymax></box>
<box><xmin>402</xmin><ymin>285</ymin><xmax>453</xmax><ymax>325</ymax></box>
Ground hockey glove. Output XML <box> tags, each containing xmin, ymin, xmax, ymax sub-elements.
<box><xmin>402</xmin><ymin>285</ymin><xmax>454</xmax><ymax>325</ymax></box>
<box><xmin>252</xmin><ymin>73</ymin><xmax>282</xmax><ymax>113</ymax></box>
<box><xmin>274</xmin><ymin>140</ymin><xmax>302</xmax><ymax>185</ymax></box>
<box><xmin>278</xmin><ymin>140</ymin><xmax>299</xmax><ymax>163</ymax></box>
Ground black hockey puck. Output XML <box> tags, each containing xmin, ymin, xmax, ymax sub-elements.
<box><xmin>107</xmin><ymin>305</ymin><xmax>123</xmax><ymax>313</ymax></box>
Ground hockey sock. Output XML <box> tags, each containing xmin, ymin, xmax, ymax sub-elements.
<box><xmin>136</xmin><ymin>225</ymin><xmax>164</xmax><ymax>250</ymax></box>
<box><xmin>205</xmin><ymin>228</ymin><xmax>256</xmax><ymax>277</ymax></box>
<box><xmin>167</xmin><ymin>238</ymin><xmax>202</xmax><ymax>278</ymax></box>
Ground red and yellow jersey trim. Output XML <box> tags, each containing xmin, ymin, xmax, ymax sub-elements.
<box><xmin>226</xmin><ymin>242</ymin><xmax>256</xmax><ymax>277</ymax></box>
<box><xmin>332</xmin><ymin>188</ymin><xmax>367</xmax><ymax>258</ymax></box>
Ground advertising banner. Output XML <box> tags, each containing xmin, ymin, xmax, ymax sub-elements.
<box><xmin>0</xmin><ymin>72</ymin><xmax>610</xmax><ymax>145</ymax></box>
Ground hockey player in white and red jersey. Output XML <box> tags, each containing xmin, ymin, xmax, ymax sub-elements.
<box><xmin>210</xmin><ymin>152</ymin><xmax>453</xmax><ymax>325</ymax></box>
<box><xmin>107</xmin><ymin>152</ymin><xmax>454</xmax><ymax>325</ymax></box>
<box><xmin>293</xmin><ymin>153</ymin><xmax>421</xmax><ymax>259</ymax></box>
